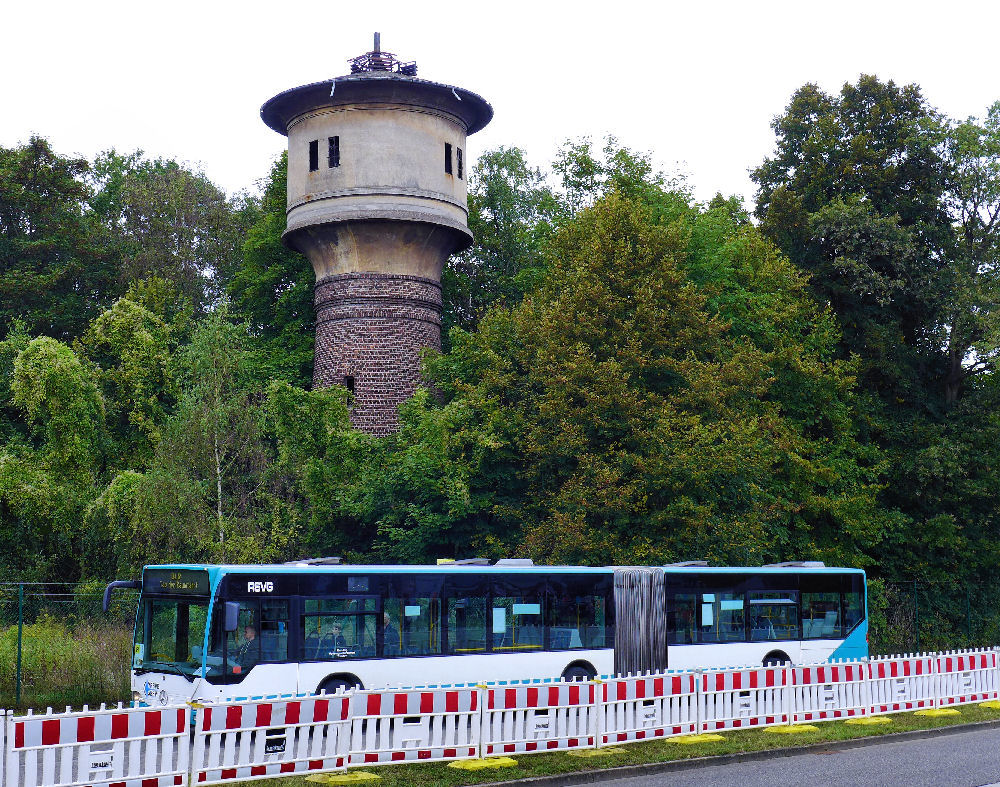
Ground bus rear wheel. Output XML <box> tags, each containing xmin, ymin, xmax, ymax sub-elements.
<box><xmin>318</xmin><ymin>675</ymin><xmax>363</xmax><ymax>695</ymax></box>
<box><xmin>561</xmin><ymin>662</ymin><xmax>596</xmax><ymax>682</ymax></box>
<box><xmin>762</xmin><ymin>651</ymin><xmax>791</xmax><ymax>667</ymax></box>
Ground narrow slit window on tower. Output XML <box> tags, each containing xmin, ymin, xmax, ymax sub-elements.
<box><xmin>457</xmin><ymin>148</ymin><xmax>463</xmax><ymax>179</ymax></box>
<box><xmin>444</xmin><ymin>142</ymin><xmax>453</xmax><ymax>174</ymax></box>
<box><xmin>343</xmin><ymin>375</ymin><xmax>355</xmax><ymax>394</ymax></box>
<box><xmin>328</xmin><ymin>136</ymin><xmax>340</xmax><ymax>168</ymax></box>
<box><xmin>308</xmin><ymin>140</ymin><xmax>319</xmax><ymax>172</ymax></box>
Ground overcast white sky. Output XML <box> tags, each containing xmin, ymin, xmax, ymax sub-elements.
<box><xmin>3</xmin><ymin>0</ymin><xmax>999</xmax><ymax>206</ymax></box>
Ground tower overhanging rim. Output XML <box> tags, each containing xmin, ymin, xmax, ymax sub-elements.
<box><xmin>260</xmin><ymin>73</ymin><xmax>493</xmax><ymax>136</ymax></box>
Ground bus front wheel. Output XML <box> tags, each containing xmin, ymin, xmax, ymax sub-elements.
<box><xmin>318</xmin><ymin>675</ymin><xmax>363</xmax><ymax>695</ymax></box>
<box><xmin>562</xmin><ymin>662</ymin><xmax>596</xmax><ymax>682</ymax></box>
<box><xmin>762</xmin><ymin>651</ymin><xmax>791</xmax><ymax>667</ymax></box>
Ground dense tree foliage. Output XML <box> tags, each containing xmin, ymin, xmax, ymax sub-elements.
<box><xmin>1</xmin><ymin>89</ymin><xmax>1000</xmax><ymax>646</ymax></box>
<box><xmin>753</xmin><ymin>77</ymin><xmax>1000</xmax><ymax>629</ymax></box>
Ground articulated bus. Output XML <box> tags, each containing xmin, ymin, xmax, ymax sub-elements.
<box><xmin>105</xmin><ymin>560</ymin><xmax>867</xmax><ymax>707</ymax></box>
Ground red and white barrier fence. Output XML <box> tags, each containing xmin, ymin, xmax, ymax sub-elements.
<box><xmin>4</xmin><ymin>703</ymin><xmax>189</xmax><ymax>787</ymax></box>
<box><xmin>935</xmin><ymin>649</ymin><xmax>1000</xmax><ymax>707</ymax></box>
<box><xmin>191</xmin><ymin>694</ymin><xmax>350</xmax><ymax>785</ymax></box>
<box><xmin>481</xmin><ymin>682</ymin><xmax>598</xmax><ymax>756</ymax></box>
<box><xmin>868</xmin><ymin>654</ymin><xmax>936</xmax><ymax>714</ymax></box>
<box><xmin>791</xmin><ymin>661</ymin><xmax>868</xmax><ymax>722</ymax></box>
<box><xmin>700</xmin><ymin>666</ymin><xmax>790</xmax><ymax>731</ymax></box>
<box><xmin>7</xmin><ymin>647</ymin><xmax>1000</xmax><ymax>784</ymax></box>
<box><xmin>600</xmin><ymin>673</ymin><xmax>699</xmax><ymax>745</ymax></box>
<box><xmin>349</xmin><ymin>687</ymin><xmax>480</xmax><ymax>765</ymax></box>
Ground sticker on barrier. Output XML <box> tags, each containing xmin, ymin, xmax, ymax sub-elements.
<box><xmin>867</xmin><ymin>654</ymin><xmax>936</xmax><ymax>714</ymax></box>
<box><xmin>792</xmin><ymin>661</ymin><xmax>868</xmax><ymax>722</ymax></box>
<box><xmin>348</xmin><ymin>687</ymin><xmax>480</xmax><ymax>765</ymax></box>
<box><xmin>4</xmin><ymin>703</ymin><xmax>189</xmax><ymax>787</ymax></box>
<box><xmin>600</xmin><ymin>673</ymin><xmax>698</xmax><ymax>745</ymax></box>
<box><xmin>936</xmin><ymin>649</ymin><xmax>1000</xmax><ymax>707</ymax></box>
<box><xmin>482</xmin><ymin>682</ymin><xmax>597</xmax><ymax>756</ymax></box>
<box><xmin>700</xmin><ymin>667</ymin><xmax>789</xmax><ymax>731</ymax></box>
<box><xmin>191</xmin><ymin>694</ymin><xmax>350</xmax><ymax>784</ymax></box>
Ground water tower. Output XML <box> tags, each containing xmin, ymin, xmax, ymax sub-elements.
<box><xmin>260</xmin><ymin>35</ymin><xmax>493</xmax><ymax>435</ymax></box>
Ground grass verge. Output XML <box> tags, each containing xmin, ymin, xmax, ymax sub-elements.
<box><xmin>244</xmin><ymin>703</ymin><xmax>1000</xmax><ymax>787</ymax></box>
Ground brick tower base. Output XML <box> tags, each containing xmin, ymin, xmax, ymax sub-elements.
<box><xmin>313</xmin><ymin>272</ymin><xmax>442</xmax><ymax>436</ymax></box>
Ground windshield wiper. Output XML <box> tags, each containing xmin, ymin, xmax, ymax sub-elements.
<box><xmin>137</xmin><ymin>661</ymin><xmax>197</xmax><ymax>682</ymax></box>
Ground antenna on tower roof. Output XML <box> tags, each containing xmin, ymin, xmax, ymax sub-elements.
<box><xmin>349</xmin><ymin>34</ymin><xmax>417</xmax><ymax>76</ymax></box>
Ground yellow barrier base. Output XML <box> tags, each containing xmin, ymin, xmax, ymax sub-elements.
<box><xmin>914</xmin><ymin>708</ymin><xmax>961</xmax><ymax>717</ymax></box>
<box><xmin>980</xmin><ymin>700</ymin><xmax>1000</xmax><ymax>710</ymax></box>
<box><xmin>666</xmin><ymin>733</ymin><xmax>725</xmax><ymax>744</ymax></box>
<box><xmin>568</xmin><ymin>747</ymin><xmax>625</xmax><ymax>758</ymax></box>
<box><xmin>306</xmin><ymin>773</ymin><xmax>380</xmax><ymax>784</ymax></box>
<box><xmin>447</xmin><ymin>757</ymin><xmax>518</xmax><ymax>770</ymax></box>
<box><xmin>767</xmin><ymin>724</ymin><xmax>819</xmax><ymax>734</ymax></box>
<box><xmin>845</xmin><ymin>717</ymin><xmax>893</xmax><ymax>726</ymax></box>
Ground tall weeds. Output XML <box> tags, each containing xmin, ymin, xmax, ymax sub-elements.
<box><xmin>0</xmin><ymin>613</ymin><xmax>132</xmax><ymax>710</ymax></box>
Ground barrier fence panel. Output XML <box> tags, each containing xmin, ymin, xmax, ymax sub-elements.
<box><xmin>936</xmin><ymin>649</ymin><xmax>1000</xmax><ymax>707</ymax></box>
<box><xmin>599</xmin><ymin>673</ymin><xmax>699</xmax><ymax>745</ymax></box>
<box><xmin>191</xmin><ymin>694</ymin><xmax>350</xmax><ymax>785</ymax></box>
<box><xmin>867</xmin><ymin>654</ymin><xmax>936</xmax><ymax>715</ymax></box>
<box><xmin>700</xmin><ymin>667</ymin><xmax>790</xmax><ymax>731</ymax></box>
<box><xmin>5</xmin><ymin>703</ymin><xmax>189</xmax><ymax>787</ymax></box>
<box><xmin>348</xmin><ymin>687</ymin><xmax>480</xmax><ymax>766</ymax></box>
<box><xmin>792</xmin><ymin>661</ymin><xmax>868</xmax><ymax>722</ymax></box>
<box><xmin>482</xmin><ymin>682</ymin><xmax>597</xmax><ymax>756</ymax></box>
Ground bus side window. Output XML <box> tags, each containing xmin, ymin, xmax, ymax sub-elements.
<box><xmin>547</xmin><ymin>575</ymin><xmax>607</xmax><ymax>650</ymax></box>
<box><xmin>260</xmin><ymin>600</ymin><xmax>289</xmax><ymax>661</ymax></box>
<box><xmin>698</xmin><ymin>593</ymin><xmax>745</xmax><ymax>643</ymax></box>
<box><xmin>493</xmin><ymin>576</ymin><xmax>545</xmax><ymax>651</ymax></box>
<box><xmin>667</xmin><ymin>593</ymin><xmax>697</xmax><ymax>644</ymax></box>
<box><xmin>843</xmin><ymin>580</ymin><xmax>864</xmax><ymax>632</ymax></box>
<box><xmin>748</xmin><ymin>591</ymin><xmax>799</xmax><ymax>641</ymax></box>
<box><xmin>384</xmin><ymin>596</ymin><xmax>441</xmax><ymax>656</ymax></box>
<box><xmin>802</xmin><ymin>592</ymin><xmax>840</xmax><ymax>638</ymax></box>
<box><xmin>447</xmin><ymin>595</ymin><xmax>487</xmax><ymax>653</ymax></box>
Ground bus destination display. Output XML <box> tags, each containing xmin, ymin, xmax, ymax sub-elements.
<box><xmin>144</xmin><ymin>568</ymin><xmax>209</xmax><ymax>595</ymax></box>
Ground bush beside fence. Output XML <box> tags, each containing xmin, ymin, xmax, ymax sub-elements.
<box><xmin>3</xmin><ymin>648</ymin><xmax>999</xmax><ymax>786</ymax></box>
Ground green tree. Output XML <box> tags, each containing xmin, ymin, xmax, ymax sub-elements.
<box><xmin>358</xmin><ymin>186</ymin><xmax>881</xmax><ymax>567</ymax></box>
<box><xmin>0</xmin><ymin>137</ymin><xmax>117</xmax><ymax>339</ymax></box>
<box><xmin>444</xmin><ymin>147</ymin><xmax>557</xmax><ymax>332</ymax></box>
<box><xmin>79</xmin><ymin>298</ymin><xmax>175</xmax><ymax>468</ymax></box>
<box><xmin>227</xmin><ymin>153</ymin><xmax>314</xmax><ymax>386</ymax></box>
<box><xmin>938</xmin><ymin>102</ymin><xmax>1000</xmax><ymax>402</ymax></box>
<box><xmin>89</xmin><ymin>151</ymin><xmax>249</xmax><ymax>316</ymax></box>
<box><xmin>752</xmin><ymin>76</ymin><xmax>951</xmax><ymax>400</ymax></box>
<box><xmin>0</xmin><ymin>337</ymin><xmax>106</xmax><ymax>579</ymax></box>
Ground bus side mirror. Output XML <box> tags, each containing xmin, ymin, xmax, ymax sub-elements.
<box><xmin>102</xmin><ymin>580</ymin><xmax>140</xmax><ymax>613</ymax></box>
<box><xmin>224</xmin><ymin>602</ymin><xmax>240</xmax><ymax>632</ymax></box>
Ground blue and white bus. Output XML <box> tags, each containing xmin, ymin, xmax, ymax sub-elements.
<box><xmin>105</xmin><ymin>559</ymin><xmax>867</xmax><ymax>707</ymax></box>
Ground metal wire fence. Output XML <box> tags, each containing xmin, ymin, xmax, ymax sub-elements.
<box><xmin>867</xmin><ymin>579</ymin><xmax>1000</xmax><ymax>656</ymax></box>
<box><xmin>0</xmin><ymin>581</ymin><xmax>138</xmax><ymax>710</ymax></box>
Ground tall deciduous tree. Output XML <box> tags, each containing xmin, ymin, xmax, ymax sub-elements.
<box><xmin>0</xmin><ymin>337</ymin><xmax>106</xmax><ymax>579</ymax></box>
<box><xmin>444</xmin><ymin>147</ymin><xmax>557</xmax><ymax>332</ymax></box>
<box><xmin>0</xmin><ymin>137</ymin><xmax>117</xmax><ymax>339</ymax></box>
<box><xmin>357</xmin><ymin>183</ymin><xmax>881</xmax><ymax>567</ymax></box>
<box><xmin>227</xmin><ymin>153</ymin><xmax>315</xmax><ymax>386</ymax></box>
<box><xmin>89</xmin><ymin>151</ymin><xmax>250</xmax><ymax>316</ymax></box>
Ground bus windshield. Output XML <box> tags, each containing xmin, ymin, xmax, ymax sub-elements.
<box><xmin>134</xmin><ymin>596</ymin><xmax>208</xmax><ymax>679</ymax></box>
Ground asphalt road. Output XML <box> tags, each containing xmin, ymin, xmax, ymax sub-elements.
<box><xmin>596</xmin><ymin>727</ymin><xmax>1000</xmax><ymax>787</ymax></box>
